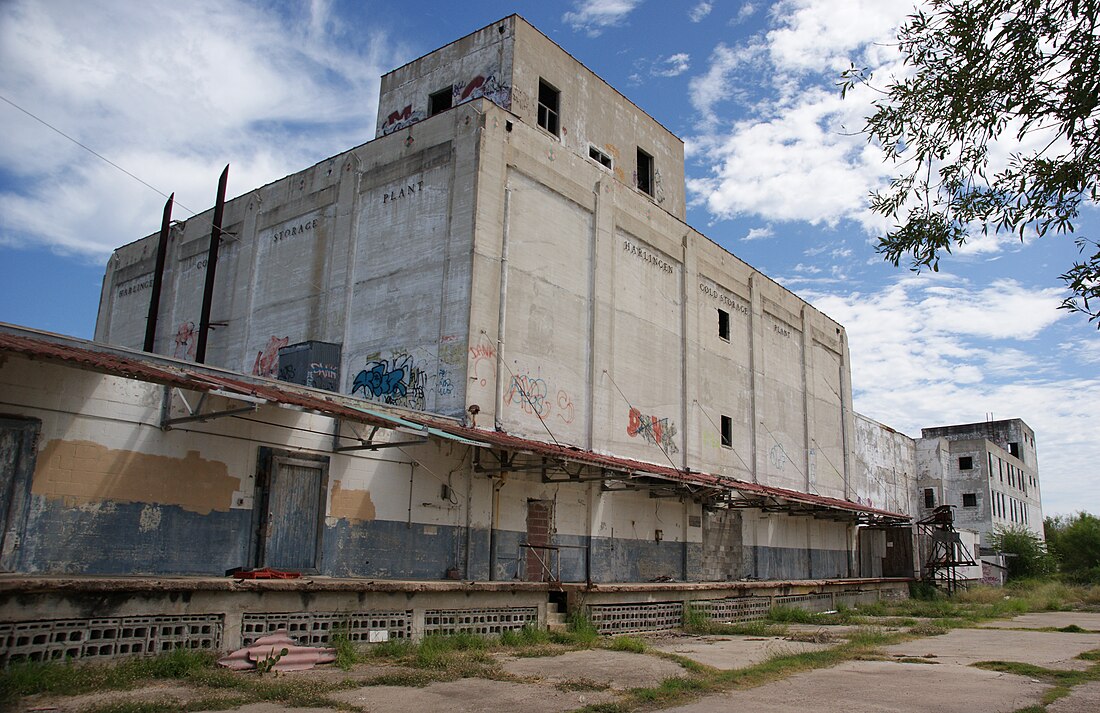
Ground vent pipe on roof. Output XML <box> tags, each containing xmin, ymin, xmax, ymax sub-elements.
<box><xmin>196</xmin><ymin>165</ymin><xmax>229</xmax><ymax>364</ymax></box>
<box><xmin>143</xmin><ymin>193</ymin><xmax>174</xmax><ymax>353</ymax></box>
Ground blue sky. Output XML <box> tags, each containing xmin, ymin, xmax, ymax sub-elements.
<box><xmin>0</xmin><ymin>0</ymin><xmax>1096</xmax><ymax>516</ymax></box>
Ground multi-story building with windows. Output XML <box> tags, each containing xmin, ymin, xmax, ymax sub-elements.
<box><xmin>92</xmin><ymin>14</ymin><xmax>907</xmax><ymax>584</ymax></box>
<box><xmin>916</xmin><ymin>419</ymin><xmax>1043</xmax><ymax>546</ymax></box>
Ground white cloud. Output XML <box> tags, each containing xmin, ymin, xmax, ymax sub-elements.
<box><xmin>1057</xmin><ymin>336</ymin><xmax>1100</xmax><ymax>365</ymax></box>
<box><xmin>765</xmin><ymin>0</ymin><xmax>915</xmax><ymax>73</ymax></box>
<box><xmin>689</xmin><ymin>2</ymin><xmax>713</xmax><ymax>22</ymax></box>
<box><xmin>0</xmin><ymin>0</ymin><xmax>395</xmax><ymax>258</ymax></box>
<box><xmin>687</xmin><ymin>41</ymin><xmax>767</xmax><ymax>121</ymax></box>
<box><xmin>732</xmin><ymin>3</ymin><xmax>759</xmax><ymax>24</ymax></box>
<box><xmin>804</xmin><ymin>274</ymin><xmax>1097</xmax><ymax>515</ymax></box>
<box><xmin>654</xmin><ymin>53</ymin><xmax>691</xmax><ymax>77</ymax></box>
<box><xmin>685</xmin><ymin>0</ymin><xmax>1071</xmax><ymax>264</ymax></box>
<box><xmin>687</xmin><ymin>82</ymin><xmax>898</xmax><ymax>229</ymax></box>
<box><xmin>745</xmin><ymin>226</ymin><xmax>775</xmax><ymax>241</ymax></box>
<box><xmin>563</xmin><ymin>0</ymin><xmax>642</xmax><ymax>36</ymax></box>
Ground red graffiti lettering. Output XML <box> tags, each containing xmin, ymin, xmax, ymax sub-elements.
<box><xmin>460</xmin><ymin>75</ymin><xmax>485</xmax><ymax>101</ymax></box>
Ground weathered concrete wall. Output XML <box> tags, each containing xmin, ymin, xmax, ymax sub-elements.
<box><xmin>97</xmin><ymin>103</ymin><xmax>482</xmax><ymax>420</ymax></box>
<box><xmin>376</xmin><ymin>18</ymin><xmax>515</xmax><ymax>137</ymax></box>
<box><xmin>0</xmin><ymin>351</ymin><xmax>732</xmax><ymax>582</ymax></box>
<box><xmin>852</xmin><ymin>413</ymin><xmax>915</xmax><ymax>515</ymax></box>
<box><xmin>373</xmin><ymin>16</ymin><xmax>686</xmax><ymax>219</ymax></box>
<box><xmin>467</xmin><ymin>102</ymin><xmax>854</xmax><ymax>504</ymax></box>
<box><xmin>740</xmin><ymin>509</ymin><xmax>851</xmax><ymax>580</ymax></box>
<box><xmin>510</xmin><ymin>18</ymin><xmax>686</xmax><ymax>220</ymax></box>
<box><xmin>97</xmin><ymin>21</ymin><xmax>854</xmax><ymax>519</ymax></box>
<box><xmin>2</xmin><ymin>356</ymin><xmax>253</xmax><ymax>574</ymax></box>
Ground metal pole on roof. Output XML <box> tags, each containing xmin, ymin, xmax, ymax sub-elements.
<box><xmin>143</xmin><ymin>193</ymin><xmax>174</xmax><ymax>353</ymax></box>
<box><xmin>196</xmin><ymin>165</ymin><xmax>229</xmax><ymax>364</ymax></box>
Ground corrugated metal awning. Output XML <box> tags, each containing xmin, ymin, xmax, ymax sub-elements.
<box><xmin>0</xmin><ymin>324</ymin><xmax>906</xmax><ymax>523</ymax></box>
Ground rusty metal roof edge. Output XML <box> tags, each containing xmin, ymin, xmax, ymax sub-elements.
<box><xmin>0</xmin><ymin>323</ymin><xmax>908</xmax><ymax>522</ymax></box>
<box><xmin>0</xmin><ymin>323</ymin><xmax>449</xmax><ymax>434</ymax></box>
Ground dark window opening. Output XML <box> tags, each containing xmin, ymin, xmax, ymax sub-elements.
<box><xmin>1009</xmin><ymin>441</ymin><xmax>1020</xmax><ymax>458</ymax></box>
<box><xmin>720</xmin><ymin>415</ymin><xmax>732</xmax><ymax>448</ymax></box>
<box><xmin>589</xmin><ymin>145</ymin><xmax>612</xmax><ymax>168</ymax></box>
<box><xmin>636</xmin><ymin>148</ymin><xmax>654</xmax><ymax>196</ymax></box>
<box><xmin>537</xmin><ymin>79</ymin><xmax>560</xmax><ymax>136</ymax></box>
<box><xmin>429</xmin><ymin>87</ymin><xmax>453</xmax><ymax>116</ymax></box>
<box><xmin>959</xmin><ymin>456</ymin><xmax>973</xmax><ymax>470</ymax></box>
<box><xmin>924</xmin><ymin>488</ymin><xmax>935</xmax><ymax>509</ymax></box>
<box><xmin>718</xmin><ymin>308</ymin><xmax>730</xmax><ymax>341</ymax></box>
<box><xmin>962</xmin><ymin>493</ymin><xmax>977</xmax><ymax>507</ymax></box>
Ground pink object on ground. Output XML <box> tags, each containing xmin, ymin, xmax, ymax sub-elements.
<box><xmin>217</xmin><ymin>630</ymin><xmax>337</xmax><ymax>671</ymax></box>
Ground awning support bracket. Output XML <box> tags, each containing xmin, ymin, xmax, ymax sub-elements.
<box><xmin>331</xmin><ymin>418</ymin><xmax>429</xmax><ymax>452</ymax></box>
<box><xmin>162</xmin><ymin>387</ymin><xmax>263</xmax><ymax>430</ymax></box>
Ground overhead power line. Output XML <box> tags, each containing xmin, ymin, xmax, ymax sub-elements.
<box><xmin>0</xmin><ymin>92</ymin><xmax>198</xmax><ymax>216</ymax></box>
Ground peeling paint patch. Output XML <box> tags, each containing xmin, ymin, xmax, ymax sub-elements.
<box><xmin>33</xmin><ymin>440</ymin><xmax>239</xmax><ymax>515</ymax></box>
<box><xmin>328</xmin><ymin>480</ymin><xmax>377</xmax><ymax>522</ymax></box>
<box><xmin>138</xmin><ymin>504</ymin><xmax>162</xmax><ymax>532</ymax></box>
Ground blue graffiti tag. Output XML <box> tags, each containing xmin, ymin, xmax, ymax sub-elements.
<box><xmin>353</xmin><ymin>360</ymin><xmax>407</xmax><ymax>398</ymax></box>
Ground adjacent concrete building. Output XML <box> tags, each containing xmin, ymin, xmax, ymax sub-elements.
<box><xmin>917</xmin><ymin>420</ymin><xmax>1043</xmax><ymax>547</ymax></box>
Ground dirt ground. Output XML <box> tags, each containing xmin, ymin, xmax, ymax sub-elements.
<box><xmin>12</xmin><ymin>610</ymin><xmax>1100</xmax><ymax>713</ymax></box>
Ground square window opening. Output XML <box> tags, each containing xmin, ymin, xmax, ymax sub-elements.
<box><xmin>718</xmin><ymin>308</ymin><xmax>730</xmax><ymax>341</ymax></box>
<box><xmin>588</xmin><ymin>145</ymin><xmax>612</xmax><ymax>169</ymax></box>
<box><xmin>537</xmin><ymin>79</ymin><xmax>560</xmax><ymax>136</ymax></box>
<box><xmin>959</xmin><ymin>456</ymin><xmax>973</xmax><ymax>470</ymax></box>
<box><xmin>962</xmin><ymin>493</ymin><xmax>977</xmax><ymax>507</ymax></box>
<box><xmin>923</xmin><ymin>488</ymin><xmax>935</xmax><ymax>509</ymax></box>
<box><xmin>636</xmin><ymin>148</ymin><xmax>654</xmax><ymax>196</ymax></box>
<box><xmin>720</xmin><ymin>415</ymin><xmax>732</xmax><ymax>448</ymax></box>
<box><xmin>429</xmin><ymin>88</ymin><xmax>453</xmax><ymax>116</ymax></box>
<box><xmin>1009</xmin><ymin>442</ymin><xmax>1020</xmax><ymax>458</ymax></box>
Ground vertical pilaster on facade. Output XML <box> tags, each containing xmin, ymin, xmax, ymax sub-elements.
<box><xmin>680</xmin><ymin>231</ymin><xmax>698</xmax><ymax>470</ymax></box>
<box><xmin>585</xmin><ymin>181</ymin><xmax>602</xmax><ymax>451</ymax></box>
<box><xmin>800</xmin><ymin>306</ymin><xmax>813</xmax><ymax>493</ymax></box>
<box><xmin>839</xmin><ymin>332</ymin><xmax>853</xmax><ymax>500</ymax></box>
<box><xmin>748</xmin><ymin>273</ymin><xmax>764</xmax><ymax>483</ymax></box>
<box><xmin>237</xmin><ymin>191</ymin><xmax>264</xmax><ymax>374</ymax></box>
<box><xmin>591</xmin><ymin>182</ymin><xmax>617</xmax><ymax>450</ymax></box>
<box><xmin>322</xmin><ymin>155</ymin><xmax>361</xmax><ymax>347</ymax></box>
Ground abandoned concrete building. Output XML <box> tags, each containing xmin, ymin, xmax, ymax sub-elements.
<box><xmin>0</xmin><ymin>15</ymin><xmax>1040</xmax><ymax>662</ymax></box>
<box><xmin>917</xmin><ymin>420</ymin><xmax>1043</xmax><ymax>547</ymax></box>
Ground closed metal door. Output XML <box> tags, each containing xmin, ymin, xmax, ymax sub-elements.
<box><xmin>0</xmin><ymin>418</ymin><xmax>39</xmax><ymax>572</ymax></box>
<box><xmin>262</xmin><ymin>456</ymin><xmax>326</xmax><ymax>571</ymax></box>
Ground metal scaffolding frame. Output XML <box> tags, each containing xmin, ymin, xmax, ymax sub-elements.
<box><xmin>916</xmin><ymin>505</ymin><xmax>977</xmax><ymax>594</ymax></box>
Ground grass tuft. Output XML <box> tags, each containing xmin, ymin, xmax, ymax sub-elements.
<box><xmin>500</xmin><ymin>624</ymin><xmax>551</xmax><ymax>647</ymax></box>
<box><xmin>607</xmin><ymin>636</ymin><xmax>646</xmax><ymax>653</ymax></box>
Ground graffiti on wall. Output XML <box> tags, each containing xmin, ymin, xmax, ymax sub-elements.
<box><xmin>501</xmin><ymin>366</ymin><xmax>577</xmax><ymax>427</ymax></box>
<box><xmin>437</xmin><ymin>368</ymin><xmax>454</xmax><ymax>396</ymax></box>
<box><xmin>468</xmin><ymin>337</ymin><xmax>496</xmax><ymax>387</ymax></box>
<box><xmin>454</xmin><ymin>73</ymin><xmax>512</xmax><ymax>109</ymax></box>
<box><xmin>173</xmin><ymin>321</ymin><xmax>196</xmax><ymax>361</ymax></box>
<box><xmin>381</xmin><ymin>105</ymin><xmax>424</xmax><ymax>135</ymax></box>
<box><xmin>768</xmin><ymin>444</ymin><xmax>788</xmax><ymax>471</ymax></box>
<box><xmin>627</xmin><ymin>407</ymin><xmax>679</xmax><ymax>454</ymax></box>
<box><xmin>305</xmin><ymin>361</ymin><xmax>339</xmax><ymax>391</ymax></box>
<box><xmin>252</xmin><ymin>336</ymin><xmax>289</xmax><ymax>378</ymax></box>
<box><xmin>506</xmin><ymin>372</ymin><xmax>550</xmax><ymax>417</ymax></box>
<box><xmin>556</xmin><ymin>390</ymin><xmax>575</xmax><ymax>425</ymax></box>
<box><xmin>351</xmin><ymin>353</ymin><xmax>426</xmax><ymax>410</ymax></box>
